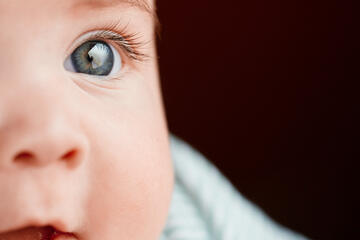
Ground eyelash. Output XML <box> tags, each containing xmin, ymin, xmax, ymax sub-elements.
<box><xmin>79</xmin><ymin>21</ymin><xmax>149</xmax><ymax>63</ymax></box>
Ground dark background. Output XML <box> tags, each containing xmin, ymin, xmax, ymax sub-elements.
<box><xmin>156</xmin><ymin>1</ymin><xmax>358</xmax><ymax>239</ymax></box>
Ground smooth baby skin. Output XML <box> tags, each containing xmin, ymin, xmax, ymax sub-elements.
<box><xmin>0</xmin><ymin>0</ymin><xmax>174</xmax><ymax>240</ymax></box>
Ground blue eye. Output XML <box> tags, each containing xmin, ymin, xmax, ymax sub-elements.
<box><xmin>65</xmin><ymin>40</ymin><xmax>122</xmax><ymax>76</ymax></box>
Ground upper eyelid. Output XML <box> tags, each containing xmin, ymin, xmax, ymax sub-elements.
<box><xmin>93</xmin><ymin>30</ymin><xmax>150</xmax><ymax>61</ymax></box>
<box><xmin>68</xmin><ymin>29</ymin><xmax>150</xmax><ymax>62</ymax></box>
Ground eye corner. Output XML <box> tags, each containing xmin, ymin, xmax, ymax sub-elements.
<box><xmin>63</xmin><ymin>54</ymin><xmax>76</xmax><ymax>72</ymax></box>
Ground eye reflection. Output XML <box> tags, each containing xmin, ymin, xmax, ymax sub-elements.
<box><xmin>67</xmin><ymin>40</ymin><xmax>120</xmax><ymax>76</ymax></box>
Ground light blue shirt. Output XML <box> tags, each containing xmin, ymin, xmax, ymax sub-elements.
<box><xmin>159</xmin><ymin>135</ymin><xmax>309</xmax><ymax>240</ymax></box>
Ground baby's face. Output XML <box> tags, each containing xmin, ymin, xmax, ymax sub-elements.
<box><xmin>0</xmin><ymin>0</ymin><xmax>174</xmax><ymax>240</ymax></box>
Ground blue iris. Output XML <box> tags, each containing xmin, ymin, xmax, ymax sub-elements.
<box><xmin>71</xmin><ymin>40</ymin><xmax>114</xmax><ymax>76</ymax></box>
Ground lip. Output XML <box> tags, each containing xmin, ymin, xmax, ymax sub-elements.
<box><xmin>40</xmin><ymin>226</ymin><xmax>77</xmax><ymax>240</ymax></box>
<box><xmin>0</xmin><ymin>225</ymin><xmax>78</xmax><ymax>240</ymax></box>
<box><xmin>49</xmin><ymin>228</ymin><xmax>78</xmax><ymax>240</ymax></box>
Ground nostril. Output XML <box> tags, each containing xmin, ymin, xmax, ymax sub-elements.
<box><xmin>12</xmin><ymin>149</ymin><xmax>79</xmax><ymax>167</ymax></box>
<box><xmin>60</xmin><ymin>149</ymin><xmax>81</xmax><ymax>168</ymax></box>
<box><xmin>61</xmin><ymin>149</ymin><xmax>77</xmax><ymax>160</ymax></box>
<box><xmin>14</xmin><ymin>151</ymin><xmax>35</xmax><ymax>163</ymax></box>
<box><xmin>10</xmin><ymin>146</ymin><xmax>82</xmax><ymax>168</ymax></box>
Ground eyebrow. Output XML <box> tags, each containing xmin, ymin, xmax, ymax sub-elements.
<box><xmin>77</xmin><ymin>0</ymin><xmax>160</xmax><ymax>34</ymax></box>
<box><xmin>79</xmin><ymin>0</ymin><xmax>155</xmax><ymax>18</ymax></box>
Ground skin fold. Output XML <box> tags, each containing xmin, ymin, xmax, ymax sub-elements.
<box><xmin>0</xmin><ymin>0</ymin><xmax>174</xmax><ymax>239</ymax></box>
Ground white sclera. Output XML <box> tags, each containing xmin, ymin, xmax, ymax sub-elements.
<box><xmin>107</xmin><ymin>43</ymin><xmax>122</xmax><ymax>76</ymax></box>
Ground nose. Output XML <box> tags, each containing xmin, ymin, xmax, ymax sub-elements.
<box><xmin>0</xmin><ymin>88</ymin><xmax>88</xmax><ymax>170</ymax></box>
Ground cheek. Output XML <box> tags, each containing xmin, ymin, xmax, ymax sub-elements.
<box><xmin>79</xmin><ymin>85</ymin><xmax>173</xmax><ymax>240</ymax></box>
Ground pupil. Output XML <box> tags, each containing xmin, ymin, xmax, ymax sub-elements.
<box><xmin>87</xmin><ymin>54</ymin><xmax>93</xmax><ymax>63</ymax></box>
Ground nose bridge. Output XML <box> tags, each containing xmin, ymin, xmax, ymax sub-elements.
<box><xmin>0</xmin><ymin>72</ymin><xmax>88</xmax><ymax>170</ymax></box>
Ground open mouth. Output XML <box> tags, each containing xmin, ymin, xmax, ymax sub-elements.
<box><xmin>0</xmin><ymin>225</ymin><xmax>77</xmax><ymax>240</ymax></box>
